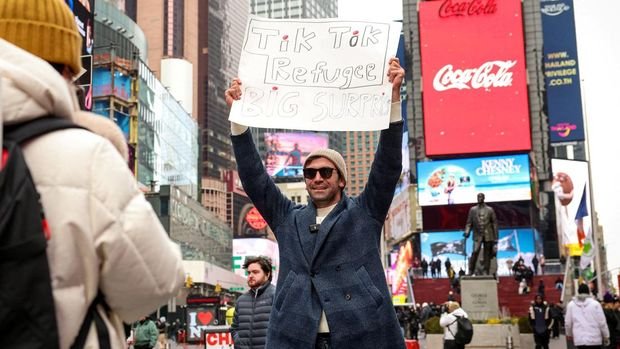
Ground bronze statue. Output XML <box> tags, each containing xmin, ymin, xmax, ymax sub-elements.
<box><xmin>463</xmin><ymin>193</ymin><xmax>498</xmax><ymax>276</ymax></box>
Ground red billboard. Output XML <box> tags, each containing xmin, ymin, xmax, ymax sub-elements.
<box><xmin>419</xmin><ymin>0</ymin><xmax>531</xmax><ymax>156</ymax></box>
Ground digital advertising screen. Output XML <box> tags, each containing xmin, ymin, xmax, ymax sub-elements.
<box><xmin>394</xmin><ymin>33</ymin><xmax>411</xmax><ymax>196</ymax></box>
<box><xmin>419</xmin><ymin>0</ymin><xmax>531</xmax><ymax>156</ymax></box>
<box><xmin>66</xmin><ymin>0</ymin><xmax>94</xmax><ymax>110</ymax></box>
<box><xmin>420</xmin><ymin>228</ymin><xmax>536</xmax><ymax>276</ymax></box>
<box><xmin>551</xmin><ymin>159</ymin><xmax>591</xmax><ymax>257</ymax></box>
<box><xmin>263</xmin><ymin>132</ymin><xmax>329</xmax><ymax>177</ymax></box>
<box><xmin>417</xmin><ymin>154</ymin><xmax>531</xmax><ymax>206</ymax></box>
<box><xmin>93</xmin><ymin>68</ymin><xmax>132</xmax><ymax>100</ymax></box>
<box><xmin>388</xmin><ymin>240</ymin><xmax>413</xmax><ymax>299</ymax></box>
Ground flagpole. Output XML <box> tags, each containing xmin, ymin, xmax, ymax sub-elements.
<box><xmin>581</xmin><ymin>77</ymin><xmax>604</xmax><ymax>298</ymax></box>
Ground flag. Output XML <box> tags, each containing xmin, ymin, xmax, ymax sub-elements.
<box><xmin>580</xmin><ymin>226</ymin><xmax>594</xmax><ymax>269</ymax></box>
<box><xmin>431</xmin><ymin>239</ymin><xmax>466</xmax><ymax>257</ymax></box>
<box><xmin>497</xmin><ymin>231</ymin><xmax>517</xmax><ymax>252</ymax></box>
<box><xmin>575</xmin><ymin>185</ymin><xmax>588</xmax><ymax>248</ymax></box>
<box><xmin>575</xmin><ymin>184</ymin><xmax>594</xmax><ymax>269</ymax></box>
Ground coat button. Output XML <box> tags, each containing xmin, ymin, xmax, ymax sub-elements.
<box><xmin>345</xmin><ymin>293</ymin><xmax>351</xmax><ymax>301</ymax></box>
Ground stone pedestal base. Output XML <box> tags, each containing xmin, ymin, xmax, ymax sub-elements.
<box><xmin>460</xmin><ymin>276</ymin><xmax>499</xmax><ymax>321</ymax></box>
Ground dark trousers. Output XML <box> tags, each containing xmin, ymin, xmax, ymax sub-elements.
<box><xmin>134</xmin><ymin>345</ymin><xmax>153</xmax><ymax>349</ymax></box>
<box><xmin>470</xmin><ymin>240</ymin><xmax>495</xmax><ymax>274</ymax></box>
<box><xmin>576</xmin><ymin>346</ymin><xmax>602</xmax><ymax>349</ymax></box>
<box><xmin>315</xmin><ymin>333</ymin><xmax>331</xmax><ymax>349</ymax></box>
<box><xmin>534</xmin><ymin>331</ymin><xmax>550</xmax><ymax>349</ymax></box>
<box><xmin>444</xmin><ymin>339</ymin><xmax>465</xmax><ymax>349</ymax></box>
<box><xmin>551</xmin><ymin>319</ymin><xmax>560</xmax><ymax>337</ymax></box>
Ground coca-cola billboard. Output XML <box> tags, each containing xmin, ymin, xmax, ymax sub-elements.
<box><xmin>419</xmin><ymin>0</ymin><xmax>531</xmax><ymax>156</ymax></box>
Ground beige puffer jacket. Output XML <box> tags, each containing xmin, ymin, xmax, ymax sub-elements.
<box><xmin>0</xmin><ymin>39</ymin><xmax>185</xmax><ymax>348</ymax></box>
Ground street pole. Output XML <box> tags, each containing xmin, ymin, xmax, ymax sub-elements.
<box><xmin>581</xmin><ymin>77</ymin><xmax>604</xmax><ymax>298</ymax></box>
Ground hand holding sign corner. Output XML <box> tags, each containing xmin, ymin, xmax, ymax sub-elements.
<box><xmin>228</xmin><ymin>17</ymin><xmax>402</xmax><ymax>131</ymax></box>
<box><xmin>387</xmin><ymin>57</ymin><xmax>405</xmax><ymax>103</ymax></box>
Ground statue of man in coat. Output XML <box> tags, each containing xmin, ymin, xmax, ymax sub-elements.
<box><xmin>463</xmin><ymin>193</ymin><xmax>498</xmax><ymax>276</ymax></box>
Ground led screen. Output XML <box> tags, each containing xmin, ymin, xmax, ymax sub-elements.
<box><xmin>263</xmin><ymin>132</ymin><xmax>328</xmax><ymax>177</ymax></box>
<box><xmin>419</xmin><ymin>0</ymin><xmax>531</xmax><ymax>156</ymax></box>
<box><xmin>420</xmin><ymin>228</ymin><xmax>536</xmax><ymax>276</ymax></box>
<box><xmin>417</xmin><ymin>154</ymin><xmax>531</xmax><ymax>206</ymax></box>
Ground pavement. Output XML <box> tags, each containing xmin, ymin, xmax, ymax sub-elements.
<box><xmin>156</xmin><ymin>335</ymin><xmax>571</xmax><ymax>348</ymax></box>
<box><xmin>414</xmin><ymin>334</ymin><xmax>569</xmax><ymax>349</ymax></box>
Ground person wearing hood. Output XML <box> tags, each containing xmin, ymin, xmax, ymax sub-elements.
<box><xmin>0</xmin><ymin>0</ymin><xmax>184</xmax><ymax>348</ymax></box>
<box><xmin>566</xmin><ymin>283</ymin><xmax>610</xmax><ymax>348</ymax></box>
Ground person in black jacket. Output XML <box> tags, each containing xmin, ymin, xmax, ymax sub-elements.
<box><xmin>421</xmin><ymin>258</ymin><xmax>429</xmax><ymax>278</ymax></box>
<box><xmin>529</xmin><ymin>294</ymin><xmax>553</xmax><ymax>349</ymax></box>
<box><xmin>230</xmin><ymin>256</ymin><xmax>276</xmax><ymax>349</ymax></box>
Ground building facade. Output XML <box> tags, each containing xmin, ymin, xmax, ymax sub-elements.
<box><xmin>94</xmin><ymin>0</ymin><xmax>198</xmax><ymax>197</ymax></box>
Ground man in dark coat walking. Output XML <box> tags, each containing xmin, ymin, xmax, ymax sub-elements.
<box><xmin>230</xmin><ymin>256</ymin><xmax>276</xmax><ymax>349</ymax></box>
<box><xmin>226</xmin><ymin>58</ymin><xmax>406</xmax><ymax>349</ymax></box>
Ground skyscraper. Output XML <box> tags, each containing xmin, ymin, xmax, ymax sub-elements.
<box><xmin>205</xmin><ymin>0</ymin><xmax>250</xmax><ymax>179</ymax></box>
<box><xmin>250</xmin><ymin>0</ymin><xmax>336</xmax><ymax>19</ymax></box>
<box><xmin>137</xmin><ymin>0</ymin><xmax>198</xmax><ymax>118</ymax></box>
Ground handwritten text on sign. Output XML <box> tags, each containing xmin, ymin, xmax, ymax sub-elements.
<box><xmin>230</xmin><ymin>17</ymin><xmax>402</xmax><ymax>131</ymax></box>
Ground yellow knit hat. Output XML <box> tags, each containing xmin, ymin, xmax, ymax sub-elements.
<box><xmin>0</xmin><ymin>0</ymin><xmax>83</xmax><ymax>75</ymax></box>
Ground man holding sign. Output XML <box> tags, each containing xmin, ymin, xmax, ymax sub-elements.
<box><xmin>226</xmin><ymin>52</ymin><xmax>405</xmax><ymax>348</ymax></box>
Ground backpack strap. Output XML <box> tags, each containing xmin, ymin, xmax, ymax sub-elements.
<box><xmin>71</xmin><ymin>291</ymin><xmax>111</xmax><ymax>349</ymax></box>
<box><xmin>4</xmin><ymin>116</ymin><xmax>83</xmax><ymax>144</ymax></box>
<box><xmin>447</xmin><ymin>314</ymin><xmax>460</xmax><ymax>338</ymax></box>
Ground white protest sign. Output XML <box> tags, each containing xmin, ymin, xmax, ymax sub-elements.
<box><xmin>229</xmin><ymin>16</ymin><xmax>402</xmax><ymax>131</ymax></box>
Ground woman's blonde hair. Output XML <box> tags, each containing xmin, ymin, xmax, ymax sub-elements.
<box><xmin>447</xmin><ymin>301</ymin><xmax>460</xmax><ymax>313</ymax></box>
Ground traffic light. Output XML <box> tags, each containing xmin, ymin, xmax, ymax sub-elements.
<box><xmin>215</xmin><ymin>283</ymin><xmax>222</xmax><ymax>293</ymax></box>
<box><xmin>185</xmin><ymin>275</ymin><xmax>193</xmax><ymax>288</ymax></box>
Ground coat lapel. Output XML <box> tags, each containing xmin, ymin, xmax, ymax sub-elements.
<box><xmin>310</xmin><ymin>198</ymin><xmax>346</xmax><ymax>264</ymax></box>
<box><xmin>295</xmin><ymin>204</ymin><xmax>317</xmax><ymax>266</ymax></box>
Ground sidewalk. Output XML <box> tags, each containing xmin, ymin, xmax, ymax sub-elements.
<box><xmin>416</xmin><ymin>335</ymin><xmax>568</xmax><ymax>349</ymax></box>
<box><xmin>163</xmin><ymin>336</ymin><xmax>570</xmax><ymax>349</ymax></box>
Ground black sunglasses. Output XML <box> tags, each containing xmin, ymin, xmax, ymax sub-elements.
<box><xmin>303</xmin><ymin>167</ymin><xmax>337</xmax><ymax>179</ymax></box>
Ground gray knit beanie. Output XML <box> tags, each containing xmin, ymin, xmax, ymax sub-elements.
<box><xmin>304</xmin><ymin>149</ymin><xmax>347</xmax><ymax>185</ymax></box>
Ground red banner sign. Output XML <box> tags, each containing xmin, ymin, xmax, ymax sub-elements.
<box><xmin>419</xmin><ymin>0</ymin><xmax>531</xmax><ymax>156</ymax></box>
<box><xmin>205</xmin><ymin>331</ymin><xmax>234</xmax><ymax>348</ymax></box>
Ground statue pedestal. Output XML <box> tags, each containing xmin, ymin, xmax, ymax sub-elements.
<box><xmin>460</xmin><ymin>276</ymin><xmax>499</xmax><ymax>321</ymax></box>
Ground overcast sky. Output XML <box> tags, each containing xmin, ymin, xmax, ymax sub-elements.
<box><xmin>338</xmin><ymin>0</ymin><xmax>403</xmax><ymax>21</ymax></box>
<box><xmin>339</xmin><ymin>0</ymin><xmax>620</xmax><ymax>286</ymax></box>
<box><xmin>574</xmin><ymin>0</ymin><xmax>620</xmax><ymax>284</ymax></box>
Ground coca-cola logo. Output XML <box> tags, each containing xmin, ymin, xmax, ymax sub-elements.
<box><xmin>433</xmin><ymin>60</ymin><xmax>517</xmax><ymax>91</ymax></box>
<box><xmin>439</xmin><ymin>0</ymin><xmax>498</xmax><ymax>18</ymax></box>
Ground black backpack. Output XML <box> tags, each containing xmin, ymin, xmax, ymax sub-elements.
<box><xmin>449</xmin><ymin>315</ymin><xmax>474</xmax><ymax>345</ymax></box>
<box><xmin>0</xmin><ymin>117</ymin><xmax>111</xmax><ymax>349</ymax></box>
